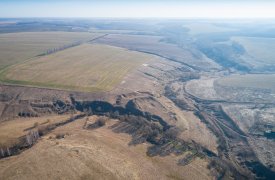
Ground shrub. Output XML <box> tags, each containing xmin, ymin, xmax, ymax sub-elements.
<box><xmin>97</xmin><ymin>118</ymin><xmax>106</xmax><ymax>127</ymax></box>
<box><xmin>33</xmin><ymin>122</ymin><xmax>39</xmax><ymax>128</ymax></box>
<box><xmin>55</xmin><ymin>133</ymin><xmax>65</xmax><ymax>139</ymax></box>
<box><xmin>164</xmin><ymin>127</ymin><xmax>180</xmax><ymax>140</ymax></box>
<box><xmin>87</xmin><ymin>117</ymin><xmax>107</xmax><ymax>129</ymax></box>
<box><xmin>112</xmin><ymin>110</ymin><xmax>120</xmax><ymax>118</ymax></box>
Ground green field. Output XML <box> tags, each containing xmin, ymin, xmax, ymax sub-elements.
<box><xmin>231</xmin><ymin>36</ymin><xmax>275</xmax><ymax>66</ymax></box>
<box><xmin>1</xmin><ymin>44</ymin><xmax>155</xmax><ymax>92</ymax></box>
<box><xmin>0</xmin><ymin>32</ymin><xmax>103</xmax><ymax>70</ymax></box>
<box><xmin>216</xmin><ymin>74</ymin><xmax>275</xmax><ymax>92</ymax></box>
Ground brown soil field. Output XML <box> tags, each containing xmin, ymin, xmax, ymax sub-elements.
<box><xmin>2</xmin><ymin>44</ymin><xmax>157</xmax><ymax>92</ymax></box>
<box><xmin>0</xmin><ymin>116</ymin><xmax>212</xmax><ymax>180</ymax></box>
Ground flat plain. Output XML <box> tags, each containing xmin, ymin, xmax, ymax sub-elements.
<box><xmin>0</xmin><ymin>32</ymin><xmax>103</xmax><ymax>70</ymax></box>
<box><xmin>184</xmin><ymin>22</ymin><xmax>237</xmax><ymax>35</ymax></box>
<box><xmin>231</xmin><ymin>36</ymin><xmax>275</xmax><ymax>68</ymax></box>
<box><xmin>95</xmin><ymin>34</ymin><xmax>220</xmax><ymax>70</ymax></box>
<box><xmin>2</xmin><ymin>44</ymin><xmax>156</xmax><ymax>92</ymax></box>
<box><xmin>216</xmin><ymin>74</ymin><xmax>275</xmax><ymax>92</ymax></box>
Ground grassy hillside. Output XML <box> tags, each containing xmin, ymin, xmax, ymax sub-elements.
<box><xmin>0</xmin><ymin>115</ymin><xmax>71</xmax><ymax>147</ymax></box>
<box><xmin>0</xmin><ymin>116</ymin><xmax>211</xmax><ymax>180</ymax></box>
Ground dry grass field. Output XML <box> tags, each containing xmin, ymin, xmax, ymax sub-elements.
<box><xmin>0</xmin><ymin>115</ymin><xmax>71</xmax><ymax>147</ymax></box>
<box><xmin>0</xmin><ymin>32</ymin><xmax>103</xmax><ymax>70</ymax></box>
<box><xmin>2</xmin><ymin>44</ymin><xmax>156</xmax><ymax>92</ymax></box>
<box><xmin>231</xmin><ymin>36</ymin><xmax>275</xmax><ymax>67</ymax></box>
<box><xmin>216</xmin><ymin>74</ymin><xmax>275</xmax><ymax>92</ymax></box>
<box><xmin>95</xmin><ymin>34</ymin><xmax>220</xmax><ymax>70</ymax></box>
<box><xmin>0</xmin><ymin>116</ymin><xmax>212</xmax><ymax>180</ymax></box>
<box><xmin>185</xmin><ymin>74</ymin><xmax>275</xmax><ymax>103</ymax></box>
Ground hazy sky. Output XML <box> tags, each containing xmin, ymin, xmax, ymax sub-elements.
<box><xmin>1</xmin><ymin>0</ymin><xmax>275</xmax><ymax>18</ymax></box>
